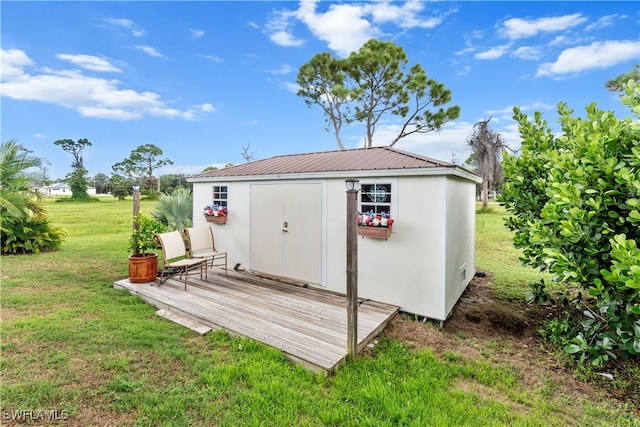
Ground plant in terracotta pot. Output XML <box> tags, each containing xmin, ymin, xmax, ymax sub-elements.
<box><xmin>128</xmin><ymin>214</ymin><xmax>166</xmax><ymax>283</ymax></box>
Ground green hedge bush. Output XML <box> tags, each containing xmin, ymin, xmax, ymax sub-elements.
<box><xmin>501</xmin><ymin>80</ymin><xmax>640</xmax><ymax>365</ymax></box>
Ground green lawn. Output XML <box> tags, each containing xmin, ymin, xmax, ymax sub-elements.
<box><xmin>474</xmin><ymin>204</ymin><xmax>550</xmax><ymax>300</ymax></box>
<box><xmin>1</xmin><ymin>197</ymin><xmax>636</xmax><ymax>426</ymax></box>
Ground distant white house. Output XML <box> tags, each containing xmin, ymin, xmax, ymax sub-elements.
<box><xmin>34</xmin><ymin>185</ymin><xmax>52</xmax><ymax>195</ymax></box>
<box><xmin>41</xmin><ymin>183</ymin><xmax>96</xmax><ymax>196</ymax></box>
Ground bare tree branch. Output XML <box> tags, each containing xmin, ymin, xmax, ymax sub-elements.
<box><xmin>241</xmin><ymin>141</ymin><xmax>256</xmax><ymax>162</ymax></box>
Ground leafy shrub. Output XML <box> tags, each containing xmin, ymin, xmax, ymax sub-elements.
<box><xmin>0</xmin><ymin>139</ymin><xmax>66</xmax><ymax>254</ymax></box>
<box><xmin>151</xmin><ymin>187</ymin><xmax>193</xmax><ymax>232</ymax></box>
<box><xmin>128</xmin><ymin>214</ymin><xmax>166</xmax><ymax>254</ymax></box>
<box><xmin>476</xmin><ymin>206</ymin><xmax>494</xmax><ymax>214</ymax></box>
<box><xmin>55</xmin><ymin>196</ymin><xmax>100</xmax><ymax>203</ymax></box>
<box><xmin>1</xmin><ymin>215</ymin><xmax>66</xmax><ymax>254</ymax></box>
<box><xmin>501</xmin><ymin>80</ymin><xmax>640</xmax><ymax>365</ymax></box>
<box><xmin>540</xmin><ymin>318</ymin><xmax>573</xmax><ymax>347</ymax></box>
<box><xmin>68</xmin><ymin>168</ymin><xmax>92</xmax><ymax>201</ymax></box>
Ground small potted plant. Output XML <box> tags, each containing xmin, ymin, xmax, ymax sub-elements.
<box><xmin>203</xmin><ymin>204</ymin><xmax>227</xmax><ymax>224</ymax></box>
<box><xmin>357</xmin><ymin>211</ymin><xmax>394</xmax><ymax>239</ymax></box>
<box><xmin>128</xmin><ymin>214</ymin><xmax>166</xmax><ymax>283</ymax></box>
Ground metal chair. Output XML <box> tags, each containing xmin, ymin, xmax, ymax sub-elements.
<box><xmin>184</xmin><ymin>226</ymin><xmax>228</xmax><ymax>273</ymax></box>
<box><xmin>155</xmin><ymin>231</ymin><xmax>206</xmax><ymax>290</ymax></box>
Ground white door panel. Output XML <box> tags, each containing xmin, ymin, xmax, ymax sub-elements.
<box><xmin>282</xmin><ymin>184</ymin><xmax>322</xmax><ymax>283</ymax></box>
<box><xmin>250</xmin><ymin>185</ymin><xmax>283</xmax><ymax>276</ymax></box>
<box><xmin>250</xmin><ymin>183</ymin><xmax>322</xmax><ymax>284</ymax></box>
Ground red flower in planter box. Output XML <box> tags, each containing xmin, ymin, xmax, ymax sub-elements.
<box><xmin>204</xmin><ymin>204</ymin><xmax>227</xmax><ymax>217</ymax></box>
<box><xmin>357</xmin><ymin>211</ymin><xmax>394</xmax><ymax>228</ymax></box>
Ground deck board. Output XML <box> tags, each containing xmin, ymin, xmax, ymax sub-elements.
<box><xmin>114</xmin><ymin>269</ymin><xmax>398</xmax><ymax>373</ymax></box>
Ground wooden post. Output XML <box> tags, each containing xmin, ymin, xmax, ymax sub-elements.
<box><xmin>345</xmin><ymin>179</ymin><xmax>359</xmax><ymax>358</ymax></box>
<box><xmin>132</xmin><ymin>185</ymin><xmax>141</xmax><ymax>255</ymax></box>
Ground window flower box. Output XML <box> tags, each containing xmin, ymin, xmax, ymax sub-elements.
<box><xmin>357</xmin><ymin>212</ymin><xmax>394</xmax><ymax>240</ymax></box>
<box><xmin>204</xmin><ymin>205</ymin><xmax>227</xmax><ymax>224</ymax></box>
<box><xmin>357</xmin><ymin>225</ymin><xmax>392</xmax><ymax>239</ymax></box>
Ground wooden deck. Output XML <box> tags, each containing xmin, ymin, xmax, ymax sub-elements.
<box><xmin>114</xmin><ymin>268</ymin><xmax>399</xmax><ymax>374</ymax></box>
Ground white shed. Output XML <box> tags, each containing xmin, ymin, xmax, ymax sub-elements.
<box><xmin>188</xmin><ymin>147</ymin><xmax>482</xmax><ymax>321</ymax></box>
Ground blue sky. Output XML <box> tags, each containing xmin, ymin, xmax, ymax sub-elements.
<box><xmin>2</xmin><ymin>1</ymin><xmax>638</xmax><ymax>181</ymax></box>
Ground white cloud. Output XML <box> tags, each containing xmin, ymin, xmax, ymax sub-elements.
<box><xmin>394</xmin><ymin>118</ymin><xmax>525</xmax><ymax>162</ymax></box>
<box><xmin>202</xmin><ymin>54</ymin><xmax>223</xmax><ymax>63</ymax></box>
<box><xmin>105</xmin><ymin>17</ymin><xmax>134</xmax><ymax>28</ymax></box>
<box><xmin>135</xmin><ymin>45</ymin><xmax>165</xmax><ymax>58</ymax></box>
<box><xmin>56</xmin><ymin>54</ymin><xmax>122</xmax><ymax>72</ymax></box>
<box><xmin>266</xmin><ymin>8</ymin><xmax>305</xmax><ymax>47</ymax></box>
<box><xmin>475</xmin><ymin>44</ymin><xmax>510</xmax><ymax>60</ymax></box>
<box><xmin>267</xmin><ymin>0</ymin><xmax>449</xmax><ymax>57</ymax></box>
<box><xmin>270</xmin><ymin>30</ymin><xmax>305</xmax><ymax>47</ymax></box>
<box><xmin>268</xmin><ymin>64</ymin><xmax>294</xmax><ymax>75</ymax></box>
<box><xmin>549</xmin><ymin>35</ymin><xmax>570</xmax><ymax>47</ymax></box>
<box><xmin>485</xmin><ymin>106</ymin><xmax>518</xmax><ymax>120</ymax></box>
<box><xmin>456</xmin><ymin>65</ymin><xmax>471</xmax><ymax>77</ymax></box>
<box><xmin>201</xmin><ymin>103</ymin><xmax>215</xmax><ymax>113</ymax></box>
<box><xmin>500</xmin><ymin>14</ymin><xmax>587</xmax><ymax>40</ymax></box>
<box><xmin>280</xmin><ymin>81</ymin><xmax>299</xmax><ymax>94</ymax></box>
<box><xmin>511</xmin><ymin>46</ymin><xmax>543</xmax><ymax>61</ymax></box>
<box><xmin>0</xmin><ymin>48</ymin><xmax>213</xmax><ymax>121</ymax></box>
<box><xmin>105</xmin><ymin>17</ymin><xmax>145</xmax><ymax>37</ymax></box>
<box><xmin>202</xmin><ymin>54</ymin><xmax>223</xmax><ymax>62</ymax></box>
<box><xmin>369</xmin><ymin>0</ymin><xmax>446</xmax><ymax>29</ymax></box>
<box><xmin>516</xmin><ymin>102</ymin><xmax>555</xmax><ymax>113</ymax></box>
<box><xmin>382</xmin><ymin>121</ymin><xmax>475</xmax><ymax>163</ymax></box>
<box><xmin>0</xmin><ymin>49</ymin><xmax>34</xmax><ymax>78</ymax></box>
<box><xmin>537</xmin><ymin>40</ymin><xmax>640</xmax><ymax>77</ymax></box>
<box><xmin>585</xmin><ymin>14</ymin><xmax>626</xmax><ymax>32</ymax></box>
<box><xmin>191</xmin><ymin>29</ymin><xmax>205</xmax><ymax>38</ymax></box>
<box><xmin>485</xmin><ymin>102</ymin><xmax>553</xmax><ymax>123</ymax></box>
<box><xmin>78</xmin><ymin>106</ymin><xmax>142</xmax><ymax>120</ymax></box>
<box><xmin>296</xmin><ymin>1</ymin><xmax>380</xmax><ymax>57</ymax></box>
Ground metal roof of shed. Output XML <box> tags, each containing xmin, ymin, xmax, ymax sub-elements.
<box><xmin>191</xmin><ymin>146</ymin><xmax>461</xmax><ymax>179</ymax></box>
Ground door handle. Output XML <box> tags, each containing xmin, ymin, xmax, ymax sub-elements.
<box><xmin>282</xmin><ymin>221</ymin><xmax>288</xmax><ymax>232</ymax></box>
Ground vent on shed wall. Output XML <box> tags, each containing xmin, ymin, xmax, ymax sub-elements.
<box><xmin>460</xmin><ymin>264</ymin><xmax>467</xmax><ymax>285</ymax></box>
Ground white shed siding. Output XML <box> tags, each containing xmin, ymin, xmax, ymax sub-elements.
<box><xmin>193</xmin><ymin>181</ymin><xmax>252</xmax><ymax>269</ymax></box>
<box><xmin>321</xmin><ymin>176</ymin><xmax>448</xmax><ymax>319</ymax></box>
<box><xmin>444</xmin><ymin>177</ymin><xmax>476</xmax><ymax>317</ymax></box>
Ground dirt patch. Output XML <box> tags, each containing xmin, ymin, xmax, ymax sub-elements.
<box><xmin>384</xmin><ymin>272</ymin><xmax>639</xmax><ymax>411</ymax></box>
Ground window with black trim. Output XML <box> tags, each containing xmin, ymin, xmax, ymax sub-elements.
<box><xmin>212</xmin><ymin>185</ymin><xmax>228</xmax><ymax>207</ymax></box>
<box><xmin>360</xmin><ymin>183</ymin><xmax>392</xmax><ymax>215</ymax></box>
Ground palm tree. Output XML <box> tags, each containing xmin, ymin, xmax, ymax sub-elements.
<box><xmin>151</xmin><ymin>187</ymin><xmax>193</xmax><ymax>232</ymax></box>
<box><xmin>0</xmin><ymin>139</ymin><xmax>43</xmax><ymax>224</ymax></box>
<box><xmin>1</xmin><ymin>139</ymin><xmax>65</xmax><ymax>253</ymax></box>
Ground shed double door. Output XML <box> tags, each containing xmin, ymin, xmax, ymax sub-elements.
<box><xmin>250</xmin><ymin>183</ymin><xmax>322</xmax><ymax>285</ymax></box>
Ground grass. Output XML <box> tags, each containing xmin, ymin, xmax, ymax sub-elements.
<box><xmin>1</xmin><ymin>197</ymin><xmax>637</xmax><ymax>426</ymax></box>
<box><xmin>474</xmin><ymin>203</ymin><xmax>550</xmax><ymax>301</ymax></box>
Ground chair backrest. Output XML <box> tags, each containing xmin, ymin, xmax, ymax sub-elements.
<box><xmin>185</xmin><ymin>227</ymin><xmax>215</xmax><ymax>255</ymax></box>
<box><xmin>156</xmin><ymin>231</ymin><xmax>188</xmax><ymax>262</ymax></box>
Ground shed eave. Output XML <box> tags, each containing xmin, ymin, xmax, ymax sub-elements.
<box><xmin>188</xmin><ymin>166</ymin><xmax>481</xmax><ymax>183</ymax></box>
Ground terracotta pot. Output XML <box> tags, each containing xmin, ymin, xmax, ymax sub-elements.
<box><xmin>128</xmin><ymin>253</ymin><xmax>158</xmax><ymax>283</ymax></box>
<box><xmin>357</xmin><ymin>226</ymin><xmax>392</xmax><ymax>239</ymax></box>
<box><xmin>205</xmin><ymin>215</ymin><xmax>227</xmax><ymax>224</ymax></box>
